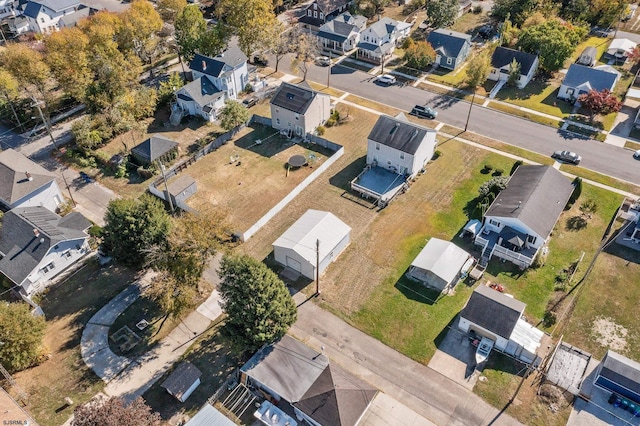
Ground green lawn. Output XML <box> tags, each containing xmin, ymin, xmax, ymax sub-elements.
<box><xmin>560</xmin><ymin>164</ymin><xmax>640</xmax><ymax>196</ymax></box>
<box><xmin>568</xmin><ymin>37</ymin><xmax>611</xmax><ymax>65</ymax></box>
<box><xmin>492</xmin><ymin>79</ymin><xmax>573</xmax><ymax>118</ymax></box>
<box><xmin>488</xmin><ymin>101</ymin><xmax>563</xmax><ymax>128</ymax></box>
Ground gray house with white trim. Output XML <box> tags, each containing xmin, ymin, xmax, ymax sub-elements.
<box><xmin>488</xmin><ymin>47</ymin><xmax>539</xmax><ymax>88</ymax></box>
<box><xmin>558</xmin><ymin>64</ymin><xmax>621</xmax><ymax>102</ymax></box>
<box><xmin>317</xmin><ymin>12</ymin><xmax>366</xmax><ymax>53</ymax></box>
<box><xmin>270</xmin><ymin>82</ymin><xmax>331</xmax><ymax>137</ymax></box>
<box><xmin>357</xmin><ymin>17</ymin><xmax>411</xmax><ymax>63</ymax></box>
<box><xmin>427</xmin><ymin>29</ymin><xmax>472</xmax><ymax>70</ymax></box>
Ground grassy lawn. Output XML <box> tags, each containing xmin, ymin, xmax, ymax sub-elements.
<box><xmin>492</xmin><ymin>78</ymin><xmax>572</xmax><ymax>118</ymax></box>
<box><xmin>427</xmin><ymin>64</ymin><xmax>470</xmax><ymax>87</ymax></box>
<box><xmin>488</xmin><ymin>101</ymin><xmax>563</xmax><ymax>128</ymax></box>
<box><xmin>625</xmin><ymin>140</ymin><xmax>640</xmax><ymax>150</ymax></box>
<box><xmin>560</xmin><ymin>164</ymin><xmax>640</xmax><ymax>195</ymax></box>
<box><xmin>13</xmin><ymin>262</ymin><xmax>139</xmax><ymax>426</ymax></box>
<box><xmin>305</xmin><ymin>80</ymin><xmax>346</xmax><ymax>98</ymax></box>
<box><xmin>344</xmin><ymin>94</ymin><xmax>400</xmax><ymax>116</ymax></box>
<box><xmin>449</xmin><ymin>10</ymin><xmax>491</xmax><ymax>34</ymax></box>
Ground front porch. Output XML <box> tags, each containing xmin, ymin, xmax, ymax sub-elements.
<box><xmin>475</xmin><ymin>226</ymin><xmax>537</xmax><ymax>269</ymax></box>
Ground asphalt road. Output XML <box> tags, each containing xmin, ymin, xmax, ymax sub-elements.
<box><xmin>277</xmin><ymin>56</ymin><xmax>640</xmax><ymax>185</ymax></box>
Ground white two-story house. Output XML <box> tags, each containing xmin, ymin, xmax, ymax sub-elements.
<box><xmin>270</xmin><ymin>82</ymin><xmax>331</xmax><ymax>137</ymax></box>
<box><xmin>0</xmin><ymin>206</ymin><xmax>91</xmax><ymax>297</ymax></box>
<box><xmin>23</xmin><ymin>0</ymin><xmax>80</xmax><ymax>33</ymax></box>
<box><xmin>174</xmin><ymin>47</ymin><xmax>249</xmax><ymax>122</ymax></box>
<box><xmin>0</xmin><ymin>0</ymin><xmax>17</xmax><ymax>20</ymax></box>
<box><xmin>356</xmin><ymin>17</ymin><xmax>411</xmax><ymax>63</ymax></box>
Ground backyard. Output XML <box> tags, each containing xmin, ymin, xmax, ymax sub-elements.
<box><xmin>11</xmin><ymin>262</ymin><xmax>139</xmax><ymax>426</ymax></box>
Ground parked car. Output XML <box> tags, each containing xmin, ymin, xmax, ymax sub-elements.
<box><xmin>242</xmin><ymin>96</ymin><xmax>259</xmax><ymax>108</ymax></box>
<box><xmin>376</xmin><ymin>74</ymin><xmax>396</xmax><ymax>85</ymax></box>
<box><xmin>478</xmin><ymin>24</ymin><xmax>497</xmax><ymax>40</ymax></box>
<box><xmin>253</xmin><ymin>54</ymin><xmax>268</xmax><ymax>66</ymax></box>
<box><xmin>552</xmin><ymin>150</ymin><xmax>582</xmax><ymax>164</ymax></box>
<box><xmin>315</xmin><ymin>56</ymin><xmax>331</xmax><ymax>66</ymax></box>
<box><xmin>634</xmin><ymin>149</ymin><xmax>640</xmax><ymax>160</ymax></box>
<box><xmin>409</xmin><ymin>105</ymin><xmax>437</xmax><ymax>119</ymax></box>
<box><xmin>590</xmin><ymin>26</ymin><xmax>613</xmax><ymax>37</ymax></box>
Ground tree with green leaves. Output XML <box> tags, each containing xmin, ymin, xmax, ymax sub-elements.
<box><xmin>0</xmin><ymin>43</ymin><xmax>51</xmax><ymax>106</ymax></box>
<box><xmin>217</xmin><ymin>0</ymin><xmax>278</xmax><ymax>58</ymax></box>
<box><xmin>507</xmin><ymin>58</ymin><xmax>521</xmax><ymax>87</ymax></box>
<box><xmin>491</xmin><ymin>0</ymin><xmax>539</xmax><ymax>27</ymax></box>
<box><xmin>577</xmin><ymin>89</ymin><xmax>622</xmax><ymax>119</ymax></box>
<box><xmin>218</xmin><ymin>100</ymin><xmax>250</xmax><ymax>131</ymax></box>
<box><xmin>157</xmin><ymin>0</ymin><xmax>187</xmax><ymax>23</ymax></box>
<box><xmin>102</xmin><ymin>195</ymin><xmax>172</xmax><ymax>266</ymax></box>
<box><xmin>158</xmin><ymin>72</ymin><xmax>185</xmax><ymax>106</ymax></box>
<box><xmin>516</xmin><ymin>19</ymin><xmax>587</xmax><ymax>72</ymax></box>
<box><xmin>72</xmin><ymin>397</ymin><xmax>161</xmax><ymax>426</ymax></box>
<box><xmin>219</xmin><ymin>254</ymin><xmax>297</xmax><ymax>354</ymax></box>
<box><xmin>174</xmin><ymin>4</ymin><xmax>207</xmax><ymax>62</ymax></box>
<box><xmin>199</xmin><ymin>22</ymin><xmax>230</xmax><ymax>58</ymax></box>
<box><xmin>404</xmin><ymin>39</ymin><xmax>436</xmax><ymax>70</ymax></box>
<box><xmin>0</xmin><ymin>68</ymin><xmax>23</xmax><ymax>131</ymax></box>
<box><xmin>45</xmin><ymin>28</ymin><xmax>92</xmax><ymax>102</ymax></box>
<box><xmin>116</xmin><ymin>0</ymin><xmax>163</xmax><ymax>64</ymax></box>
<box><xmin>0</xmin><ymin>302</ymin><xmax>46</xmax><ymax>373</ymax></box>
<box><xmin>465</xmin><ymin>51</ymin><xmax>491</xmax><ymax>89</ymax></box>
<box><xmin>425</xmin><ymin>0</ymin><xmax>459</xmax><ymax>29</ymax></box>
<box><xmin>355</xmin><ymin>0</ymin><xmax>391</xmax><ymax>18</ymax></box>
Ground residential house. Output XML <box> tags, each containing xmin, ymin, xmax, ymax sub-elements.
<box><xmin>593</xmin><ymin>350</ymin><xmax>640</xmax><ymax>404</ymax></box>
<box><xmin>240</xmin><ymin>335</ymin><xmax>378</xmax><ymax>426</ymax></box>
<box><xmin>273</xmin><ymin>209</ymin><xmax>351</xmax><ymax>280</ymax></box>
<box><xmin>23</xmin><ymin>0</ymin><xmax>80</xmax><ymax>33</ymax></box>
<box><xmin>130</xmin><ymin>135</ymin><xmax>179</xmax><ymax>166</ymax></box>
<box><xmin>5</xmin><ymin>15</ymin><xmax>30</xmax><ymax>35</ymax></box>
<box><xmin>58</xmin><ymin>5</ymin><xmax>92</xmax><ymax>28</ymax></box>
<box><xmin>407</xmin><ymin>238</ymin><xmax>473</xmax><ymax>292</ymax></box>
<box><xmin>576</xmin><ymin>46</ymin><xmax>598</xmax><ymax>67</ymax></box>
<box><xmin>488</xmin><ymin>46</ymin><xmax>539</xmax><ymax>88</ymax></box>
<box><xmin>606</xmin><ymin>38</ymin><xmax>637</xmax><ymax>63</ymax></box>
<box><xmin>161</xmin><ymin>362</ymin><xmax>202</xmax><ymax>403</ymax></box>
<box><xmin>0</xmin><ymin>0</ymin><xmax>17</xmax><ymax>19</ymax></box>
<box><xmin>173</xmin><ymin>47</ymin><xmax>248</xmax><ymax>122</ymax></box>
<box><xmin>458</xmin><ymin>285</ymin><xmax>544</xmax><ymax>364</ymax></box>
<box><xmin>0</xmin><ymin>148</ymin><xmax>64</xmax><ymax>213</ymax></box>
<box><xmin>458</xmin><ymin>0</ymin><xmax>472</xmax><ymax>17</ymax></box>
<box><xmin>317</xmin><ymin>12</ymin><xmax>366</xmax><ymax>53</ymax></box>
<box><xmin>475</xmin><ymin>165</ymin><xmax>574</xmax><ymax>268</ymax></box>
<box><xmin>351</xmin><ymin>114</ymin><xmax>437</xmax><ymax>205</ymax></box>
<box><xmin>0</xmin><ymin>206</ymin><xmax>91</xmax><ymax>296</ymax></box>
<box><xmin>298</xmin><ymin>0</ymin><xmax>353</xmax><ymax>30</ymax></box>
<box><xmin>558</xmin><ymin>64</ymin><xmax>621</xmax><ymax>102</ymax></box>
<box><xmin>270</xmin><ymin>82</ymin><xmax>331</xmax><ymax>137</ymax></box>
<box><xmin>356</xmin><ymin>17</ymin><xmax>411</xmax><ymax>63</ymax></box>
<box><xmin>426</xmin><ymin>29</ymin><xmax>472</xmax><ymax>70</ymax></box>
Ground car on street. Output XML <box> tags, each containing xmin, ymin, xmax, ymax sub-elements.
<box><xmin>315</xmin><ymin>56</ymin><xmax>331</xmax><ymax>66</ymax></box>
<box><xmin>552</xmin><ymin>150</ymin><xmax>582</xmax><ymax>164</ymax></box>
<box><xmin>634</xmin><ymin>149</ymin><xmax>640</xmax><ymax>160</ymax></box>
<box><xmin>376</xmin><ymin>74</ymin><xmax>396</xmax><ymax>85</ymax></box>
<box><xmin>242</xmin><ymin>96</ymin><xmax>259</xmax><ymax>108</ymax></box>
<box><xmin>409</xmin><ymin>105</ymin><xmax>438</xmax><ymax>119</ymax></box>
<box><xmin>590</xmin><ymin>26</ymin><xmax>613</xmax><ymax>37</ymax></box>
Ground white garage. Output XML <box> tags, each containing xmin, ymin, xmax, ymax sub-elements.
<box><xmin>407</xmin><ymin>238</ymin><xmax>472</xmax><ymax>292</ymax></box>
<box><xmin>273</xmin><ymin>210</ymin><xmax>351</xmax><ymax>280</ymax></box>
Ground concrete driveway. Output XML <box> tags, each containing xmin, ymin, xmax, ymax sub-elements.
<box><xmin>427</xmin><ymin>316</ymin><xmax>479</xmax><ymax>390</ymax></box>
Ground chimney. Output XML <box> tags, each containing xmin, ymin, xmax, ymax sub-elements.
<box><xmin>26</xmin><ymin>171</ymin><xmax>32</xmax><ymax>181</ymax></box>
<box><xmin>202</xmin><ymin>60</ymin><xmax>206</xmax><ymax>70</ymax></box>
<box><xmin>33</xmin><ymin>229</ymin><xmax>40</xmax><ymax>238</ymax></box>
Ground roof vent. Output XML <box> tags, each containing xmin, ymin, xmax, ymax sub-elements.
<box><xmin>202</xmin><ymin>60</ymin><xmax>206</xmax><ymax>70</ymax></box>
<box><xmin>39</xmin><ymin>238</ymin><xmax>45</xmax><ymax>244</ymax></box>
<box><xmin>33</xmin><ymin>229</ymin><xmax>40</xmax><ymax>238</ymax></box>
<box><xmin>25</xmin><ymin>171</ymin><xmax>32</xmax><ymax>181</ymax></box>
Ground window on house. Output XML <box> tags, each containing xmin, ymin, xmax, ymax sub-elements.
<box><xmin>320</xmin><ymin>12</ymin><xmax>324</xmax><ymax>19</ymax></box>
<box><xmin>375</xmin><ymin>142</ymin><xmax>380</xmax><ymax>150</ymax></box>
<box><xmin>275</xmin><ymin>108</ymin><xmax>279</xmax><ymax>113</ymax></box>
<box><xmin>295</xmin><ymin>114</ymin><xmax>300</xmax><ymax>120</ymax></box>
<box><xmin>400</xmin><ymin>152</ymin><xmax>404</xmax><ymax>159</ymax></box>
<box><xmin>314</xmin><ymin>11</ymin><xmax>317</xmax><ymax>18</ymax></box>
<box><xmin>489</xmin><ymin>219</ymin><xmax>500</xmax><ymax>227</ymax></box>
<box><xmin>527</xmin><ymin>235</ymin><xmax>537</xmax><ymax>244</ymax></box>
<box><xmin>307</xmin><ymin>10</ymin><xmax>311</xmax><ymax>16</ymax></box>
<box><xmin>276</xmin><ymin>118</ymin><xmax>280</xmax><ymax>125</ymax></box>
<box><xmin>447</xmin><ymin>57</ymin><xmax>453</xmax><ymax>65</ymax></box>
<box><xmin>387</xmin><ymin>160</ymin><xmax>392</xmax><ymax>165</ymax></box>
<box><xmin>41</xmin><ymin>18</ymin><xmax>45</xmax><ymax>23</ymax></box>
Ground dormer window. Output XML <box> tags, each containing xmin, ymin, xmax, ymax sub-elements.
<box><xmin>320</xmin><ymin>12</ymin><xmax>324</xmax><ymax>19</ymax></box>
<box><xmin>375</xmin><ymin>142</ymin><xmax>380</xmax><ymax>150</ymax></box>
<box><xmin>307</xmin><ymin>10</ymin><xmax>311</xmax><ymax>16</ymax></box>
<box><xmin>314</xmin><ymin>11</ymin><xmax>317</xmax><ymax>18</ymax></box>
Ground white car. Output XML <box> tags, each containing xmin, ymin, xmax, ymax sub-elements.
<box><xmin>634</xmin><ymin>149</ymin><xmax>640</xmax><ymax>160</ymax></box>
<box><xmin>376</xmin><ymin>74</ymin><xmax>396</xmax><ymax>85</ymax></box>
<box><xmin>315</xmin><ymin>56</ymin><xmax>331</xmax><ymax>66</ymax></box>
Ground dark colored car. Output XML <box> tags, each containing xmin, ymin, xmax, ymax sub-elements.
<box><xmin>253</xmin><ymin>55</ymin><xmax>268</xmax><ymax>66</ymax></box>
<box><xmin>552</xmin><ymin>150</ymin><xmax>581</xmax><ymax>164</ymax></box>
<box><xmin>242</xmin><ymin>96</ymin><xmax>259</xmax><ymax>108</ymax></box>
<box><xmin>409</xmin><ymin>105</ymin><xmax>438</xmax><ymax>119</ymax></box>
<box><xmin>590</xmin><ymin>26</ymin><xmax>613</xmax><ymax>37</ymax></box>
<box><xmin>478</xmin><ymin>25</ymin><xmax>496</xmax><ymax>40</ymax></box>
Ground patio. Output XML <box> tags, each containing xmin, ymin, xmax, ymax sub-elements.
<box><xmin>350</xmin><ymin>165</ymin><xmax>407</xmax><ymax>206</ymax></box>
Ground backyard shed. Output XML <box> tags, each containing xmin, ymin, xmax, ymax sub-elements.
<box><xmin>167</xmin><ymin>175</ymin><xmax>197</xmax><ymax>206</ymax></box>
<box><xmin>407</xmin><ymin>238</ymin><xmax>471</xmax><ymax>292</ymax></box>
<box><xmin>131</xmin><ymin>135</ymin><xmax>179</xmax><ymax>166</ymax></box>
<box><xmin>161</xmin><ymin>362</ymin><xmax>202</xmax><ymax>402</ymax></box>
<box><xmin>594</xmin><ymin>350</ymin><xmax>640</xmax><ymax>404</ymax></box>
<box><xmin>185</xmin><ymin>403</ymin><xmax>236</xmax><ymax>426</ymax></box>
<box><xmin>273</xmin><ymin>210</ymin><xmax>351</xmax><ymax>280</ymax></box>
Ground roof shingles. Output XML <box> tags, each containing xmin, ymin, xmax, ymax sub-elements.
<box><xmin>367</xmin><ymin>115</ymin><xmax>434</xmax><ymax>154</ymax></box>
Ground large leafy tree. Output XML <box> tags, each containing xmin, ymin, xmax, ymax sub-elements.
<box><xmin>72</xmin><ymin>397</ymin><xmax>161</xmax><ymax>426</ymax></box>
<box><xmin>174</xmin><ymin>4</ymin><xmax>207</xmax><ymax>62</ymax></box>
<box><xmin>0</xmin><ymin>43</ymin><xmax>51</xmax><ymax>103</ymax></box>
<box><xmin>45</xmin><ymin>28</ymin><xmax>92</xmax><ymax>102</ymax></box>
<box><xmin>219</xmin><ymin>254</ymin><xmax>297</xmax><ymax>354</ymax></box>
<box><xmin>102</xmin><ymin>195</ymin><xmax>172</xmax><ymax>266</ymax></box>
<box><xmin>491</xmin><ymin>0</ymin><xmax>540</xmax><ymax>26</ymax></box>
<box><xmin>116</xmin><ymin>0</ymin><xmax>163</xmax><ymax>64</ymax></box>
<box><xmin>425</xmin><ymin>0</ymin><xmax>459</xmax><ymax>29</ymax></box>
<box><xmin>0</xmin><ymin>302</ymin><xmax>46</xmax><ymax>373</ymax></box>
<box><xmin>355</xmin><ymin>0</ymin><xmax>391</xmax><ymax>18</ymax></box>
<box><xmin>290</xmin><ymin>27</ymin><xmax>318</xmax><ymax>81</ymax></box>
<box><xmin>156</xmin><ymin>0</ymin><xmax>187</xmax><ymax>23</ymax></box>
<box><xmin>588</xmin><ymin>0</ymin><xmax>628</xmax><ymax>27</ymax></box>
<box><xmin>0</xmin><ymin>68</ymin><xmax>23</xmax><ymax>131</ymax></box>
<box><xmin>516</xmin><ymin>19</ymin><xmax>587</xmax><ymax>72</ymax></box>
<box><xmin>465</xmin><ymin>51</ymin><xmax>491</xmax><ymax>89</ymax></box>
<box><xmin>198</xmin><ymin>22</ymin><xmax>230</xmax><ymax>58</ymax></box>
<box><xmin>578</xmin><ymin>89</ymin><xmax>622</xmax><ymax>119</ymax></box>
<box><xmin>218</xmin><ymin>100</ymin><xmax>250</xmax><ymax>131</ymax></box>
<box><xmin>217</xmin><ymin>0</ymin><xmax>278</xmax><ymax>58</ymax></box>
<box><xmin>404</xmin><ymin>39</ymin><xmax>436</xmax><ymax>70</ymax></box>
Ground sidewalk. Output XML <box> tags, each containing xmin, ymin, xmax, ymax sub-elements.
<box><xmin>289</xmin><ymin>292</ymin><xmax>522</xmax><ymax>426</ymax></box>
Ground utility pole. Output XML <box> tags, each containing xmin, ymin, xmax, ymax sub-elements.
<box><xmin>158</xmin><ymin>161</ymin><xmax>175</xmax><ymax>214</ymax></box>
<box><xmin>60</xmin><ymin>169</ymin><xmax>76</xmax><ymax>207</ymax></box>
<box><xmin>327</xmin><ymin>49</ymin><xmax>331</xmax><ymax>88</ymax></box>
<box><xmin>315</xmin><ymin>239</ymin><xmax>320</xmax><ymax>296</ymax></box>
<box><xmin>464</xmin><ymin>91</ymin><xmax>476</xmax><ymax>132</ymax></box>
<box><xmin>32</xmin><ymin>97</ymin><xmax>58</xmax><ymax>150</ymax></box>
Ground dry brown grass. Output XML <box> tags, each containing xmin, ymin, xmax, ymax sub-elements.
<box><xmin>344</xmin><ymin>94</ymin><xmax>401</xmax><ymax>116</ymax></box>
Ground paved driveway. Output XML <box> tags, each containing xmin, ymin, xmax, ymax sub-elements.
<box><xmin>428</xmin><ymin>316</ymin><xmax>479</xmax><ymax>390</ymax></box>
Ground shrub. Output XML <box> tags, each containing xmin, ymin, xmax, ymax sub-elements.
<box><xmin>472</xmin><ymin>4</ymin><xmax>482</xmax><ymax>13</ymax></box>
<box><xmin>432</xmin><ymin>150</ymin><xmax>442</xmax><ymax>160</ymax></box>
<box><xmin>316</xmin><ymin>125</ymin><xmax>326</xmax><ymax>135</ymax></box>
<box><xmin>115</xmin><ymin>163</ymin><xmax>128</xmax><ymax>178</ymax></box>
<box><xmin>244</xmin><ymin>83</ymin><xmax>254</xmax><ymax>93</ymax></box>
<box><xmin>483</xmin><ymin>164</ymin><xmax>493</xmax><ymax>171</ymax></box>
<box><xmin>543</xmin><ymin>311</ymin><xmax>557</xmax><ymax>328</ymax></box>
<box><xmin>493</xmin><ymin>168</ymin><xmax>504</xmax><ymax>176</ymax></box>
<box><xmin>136</xmin><ymin>166</ymin><xmax>154</xmax><ymax>179</ymax></box>
<box><xmin>325</xmin><ymin>117</ymin><xmax>337</xmax><ymax>127</ymax></box>
<box><xmin>510</xmin><ymin>160</ymin><xmax>523</xmax><ymax>175</ymax></box>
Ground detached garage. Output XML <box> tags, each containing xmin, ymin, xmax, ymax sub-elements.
<box><xmin>407</xmin><ymin>238</ymin><xmax>472</xmax><ymax>292</ymax></box>
<box><xmin>273</xmin><ymin>210</ymin><xmax>351</xmax><ymax>280</ymax></box>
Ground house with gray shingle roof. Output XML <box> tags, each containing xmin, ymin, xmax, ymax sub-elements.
<box><xmin>488</xmin><ymin>47</ymin><xmax>539</xmax><ymax>88</ymax></box>
<box><xmin>426</xmin><ymin>29</ymin><xmax>472</xmax><ymax>70</ymax></box>
<box><xmin>0</xmin><ymin>148</ymin><xmax>64</xmax><ymax>213</ymax></box>
<box><xmin>356</xmin><ymin>17</ymin><xmax>411</xmax><ymax>63</ymax></box>
<box><xmin>298</xmin><ymin>0</ymin><xmax>354</xmax><ymax>30</ymax></box>
<box><xmin>23</xmin><ymin>0</ymin><xmax>80</xmax><ymax>33</ymax></box>
<box><xmin>593</xmin><ymin>350</ymin><xmax>640</xmax><ymax>404</ymax></box>
<box><xmin>0</xmin><ymin>206</ymin><xmax>90</xmax><ymax>296</ymax></box>
<box><xmin>270</xmin><ymin>82</ymin><xmax>331</xmax><ymax>137</ymax></box>
<box><xmin>317</xmin><ymin>12</ymin><xmax>366</xmax><ymax>53</ymax></box>
<box><xmin>475</xmin><ymin>165</ymin><xmax>574</xmax><ymax>268</ymax></box>
<box><xmin>558</xmin><ymin>64</ymin><xmax>621</xmax><ymax>102</ymax></box>
<box><xmin>131</xmin><ymin>135</ymin><xmax>179</xmax><ymax>166</ymax></box>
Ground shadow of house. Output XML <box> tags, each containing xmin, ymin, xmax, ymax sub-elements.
<box><xmin>131</xmin><ymin>135</ymin><xmax>179</xmax><ymax>167</ymax></box>
<box><xmin>329</xmin><ymin>155</ymin><xmax>366</xmax><ymax>190</ymax></box>
<box><xmin>394</xmin><ymin>273</ymin><xmax>441</xmax><ymax>306</ymax></box>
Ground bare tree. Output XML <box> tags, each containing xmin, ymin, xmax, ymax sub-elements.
<box><xmin>289</xmin><ymin>27</ymin><xmax>318</xmax><ymax>81</ymax></box>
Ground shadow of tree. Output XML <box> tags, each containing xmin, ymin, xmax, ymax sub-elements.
<box><xmin>566</xmin><ymin>215</ymin><xmax>588</xmax><ymax>231</ymax></box>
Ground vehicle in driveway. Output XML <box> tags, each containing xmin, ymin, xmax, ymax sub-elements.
<box><xmin>634</xmin><ymin>149</ymin><xmax>640</xmax><ymax>160</ymax></box>
<box><xmin>376</xmin><ymin>74</ymin><xmax>396</xmax><ymax>85</ymax></box>
<box><xmin>315</xmin><ymin>56</ymin><xmax>331</xmax><ymax>66</ymax></box>
<box><xmin>242</xmin><ymin>96</ymin><xmax>259</xmax><ymax>108</ymax></box>
<box><xmin>409</xmin><ymin>105</ymin><xmax>437</xmax><ymax>119</ymax></box>
<box><xmin>552</xmin><ymin>150</ymin><xmax>582</xmax><ymax>164</ymax></box>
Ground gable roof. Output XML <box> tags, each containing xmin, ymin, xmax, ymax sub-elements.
<box><xmin>59</xmin><ymin>6</ymin><xmax>91</xmax><ymax>27</ymax></box>
<box><xmin>484</xmin><ymin>165</ymin><xmax>573</xmax><ymax>239</ymax></box>
<box><xmin>410</xmin><ymin>238</ymin><xmax>470</xmax><ymax>284</ymax></box>
<box><xmin>311</xmin><ymin>0</ymin><xmax>351</xmax><ymax>13</ymax></box>
<box><xmin>599</xmin><ymin>350</ymin><xmax>640</xmax><ymax>396</ymax></box>
<box><xmin>161</xmin><ymin>362</ymin><xmax>202</xmax><ymax>400</ymax></box>
<box><xmin>23</xmin><ymin>0</ymin><xmax>78</xmax><ymax>17</ymax></box>
<box><xmin>562</xmin><ymin>64</ymin><xmax>620</xmax><ymax>93</ymax></box>
<box><xmin>273</xmin><ymin>210</ymin><xmax>351</xmax><ymax>264</ymax></box>
<box><xmin>607</xmin><ymin>38</ymin><xmax>637</xmax><ymax>54</ymax></box>
<box><xmin>460</xmin><ymin>285</ymin><xmax>525</xmax><ymax>339</ymax></box>
<box><xmin>270</xmin><ymin>82</ymin><xmax>324</xmax><ymax>115</ymax></box>
<box><xmin>131</xmin><ymin>135</ymin><xmax>178</xmax><ymax>164</ymax></box>
<box><xmin>365</xmin><ymin>17</ymin><xmax>400</xmax><ymax>38</ymax></box>
<box><xmin>491</xmin><ymin>47</ymin><xmax>538</xmax><ymax>75</ymax></box>
<box><xmin>368</xmin><ymin>115</ymin><xmax>434</xmax><ymax>155</ymax></box>
<box><xmin>318</xmin><ymin>12</ymin><xmax>366</xmax><ymax>40</ymax></box>
<box><xmin>0</xmin><ymin>206</ymin><xmax>89</xmax><ymax>285</ymax></box>
<box><xmin>189</xmin><ymin>47</ymin><xmax>247</xmax><ymax>78</ymax></box>
<box><xmin>426</xmin><ymin>28</ymin><xmax>471</xmax><ymax>57</ymax></box>
<box><xmin>177</xmin><ymin>76</ymin><xmax>226</xmax><ymax>108</ymax></box>
<box><xmin>0</xmin><ymin>148</ymin><xmax>56</xmax><ymax>207</ymax></box>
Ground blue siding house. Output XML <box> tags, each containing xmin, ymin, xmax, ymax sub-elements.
<box><xmin>426</xmin><ymin>29</ymin><xmax>472</xmax><ymax>70</ymax></box>
<box><xmin>594</xmin><ymin>350</ymin><xmax>640</xmax><ymax>403</ymax></box>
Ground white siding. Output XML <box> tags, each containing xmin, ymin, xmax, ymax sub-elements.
<box><xmin>270</xmin><ymin>94</ymin><xmax>330</xmax><ymax>136</ymax></box>
<box><xmin>482</xmin><ymin>216</ymin><xmax>544</xmax><ymax>249</ymax></box>
<box><xmin>458</xmin><ymin>317</ymin><xmax>510</xmax><ymax>351</ymax></box>
<box><xmin>12</xmin><ymin>180</ymin><xmax>64</xmax><ymax>213</ymax></box>
<box><xmin>366</xmin><ymin>132</ymin><xmax>436</xmax><ymax>177</ymax></box>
